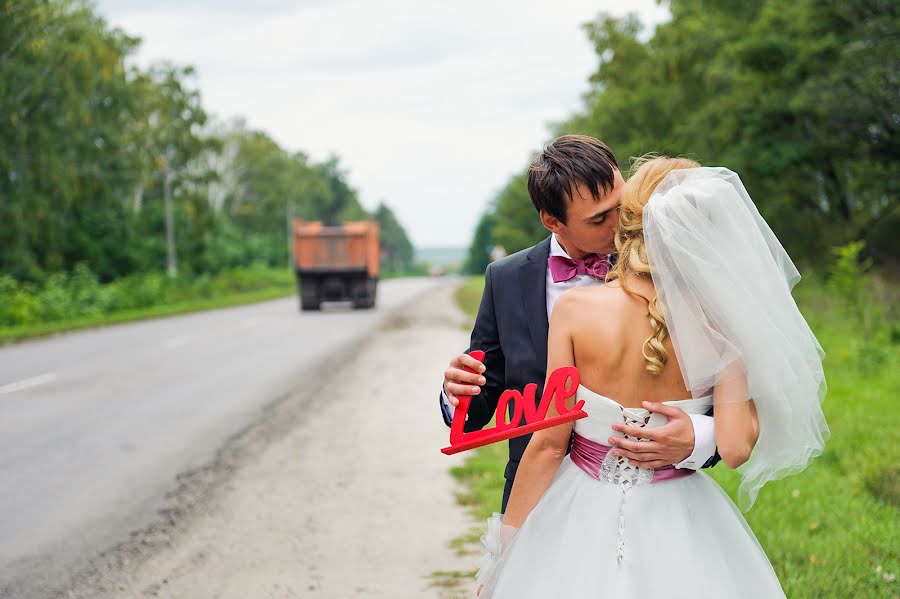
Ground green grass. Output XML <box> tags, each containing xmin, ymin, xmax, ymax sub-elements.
<box><xmin>453</xmin><ymin>277</ymin><xmax>486</xmax><ymax>323</ymax></box>
<box><xmin>0</xmin><ymin>280</ymin><xmax>296</xmax><ymax>344</ymax></box>
<box><xmin>450</xmin><ymin>275</ymin><xmax>900</xmax><ymax>599</ymax></box>
<box><xmin>427</xmin><ymin>569</ymin><xmax>477</xmax><ymax>597</ymax></box>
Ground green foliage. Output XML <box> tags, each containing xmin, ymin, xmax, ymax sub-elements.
<box><xmin>374</xmin><ymin>202</ymin><xmax>416</xmax><ymax>273</ymax></box>
<box><xmin>0</xmin><ymin>1</ymin><xmax>415</xmax><ymax>312</ymax></box>
<box><xmin>0</xmin><ymin>263</ymin><xmax>292</xmax><ymax>328</ymax></box>
<box><xmin>2</xmin><ymin>1</ymin><xmax>138</xmax><ymax>279</ymax></box>
<box><xmin>467</xmin><ymin>0</ymin><xmax>900</xmax><ymax>265</ymax></box>
<box><xmin>451</xmin><ymin>274</ymin><xmax>900</xmax><ymax>598</ymax></box>
<box><xmin>489</xmin><ymin>172</ymin><xmax>548</xmax><ymax>255</ymax></box>
<box><xmin>462</xmin><ymin>210</ymin><xmax>496</xmax><ymax>275</ymax></box>
<box><xmin>827</xmin><ymin>241</ymin><xmax>874</xmax><ymax>329</ymax></box>
<box><xmin>827</xmin><ymin>240</ymin><xmax>893</xmax><ymax>370</ymax></box>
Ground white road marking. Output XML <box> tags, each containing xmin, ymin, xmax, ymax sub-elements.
<box><xmin>0</xmin><ymin>372</ymin><xmax>58</xmax><ymax>395</ymax></box>
<box><xmin>164</xmin><ymin>335</ymin><xmax>192</xmax><ymax>349</ymax></box>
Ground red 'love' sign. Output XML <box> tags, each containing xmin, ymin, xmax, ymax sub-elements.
<box><xmin>441</xmin><ymin>351</ymin><xmax>587</xmax><ymax>455</ymax></box>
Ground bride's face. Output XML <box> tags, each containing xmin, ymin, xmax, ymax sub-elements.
<box><xmin>542</xmin><ymin>169</ymin><xmax>623</xmax><ymax>257</ymax></box>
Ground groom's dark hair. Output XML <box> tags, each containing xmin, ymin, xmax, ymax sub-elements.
<box><xmin>527</xmin><ymin>135</ymin><xmax>619</xmax><ymax>224</ymax></box>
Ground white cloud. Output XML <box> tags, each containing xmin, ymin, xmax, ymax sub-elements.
<box><xmin>96</xmin><ymin>0</ymin><xmax>669</xmax><ymax>247</ymax></box>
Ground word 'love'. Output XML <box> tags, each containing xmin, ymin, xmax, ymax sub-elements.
<box><xmin>441</xmin><ymin>351</ymin><xmax>587</xmax><ymax>455</ymax></box>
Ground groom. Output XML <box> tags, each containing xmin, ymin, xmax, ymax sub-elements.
<box><xmin>440</xmin><ymin>135</ymin><xmax>721</xmax><ymax>512</ymax></box>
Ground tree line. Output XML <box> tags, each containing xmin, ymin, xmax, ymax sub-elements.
<box><xmin>465</xmin><ymin>0</ymin><xmax>898</xmax><ymax>274</ymax></box>
<box><xmin>1</xmin><ymin>0</ymin><xmax>416</xmax><ymax>285</ymax></box>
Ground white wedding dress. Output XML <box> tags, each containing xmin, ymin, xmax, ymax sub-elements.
<box><xmin>478</xmin><ymin>384</ymin><xmax>787</xmax><ymax>599</ymax></box>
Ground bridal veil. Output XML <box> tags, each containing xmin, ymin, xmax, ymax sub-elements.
<box><xmin>643</xmin><ymin>167</ymin><xmax>830</xmax><ymax>510</ymax></box>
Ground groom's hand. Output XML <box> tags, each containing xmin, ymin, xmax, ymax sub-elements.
<box><xmin>606</xmin><ymin>402</ymin><xmax>695</xmax><ymax>468</ymax></box>
<box><xmin>443</xmin><ymin>354</ymin><xmax>487</xmax><ymax>407</ymax></box>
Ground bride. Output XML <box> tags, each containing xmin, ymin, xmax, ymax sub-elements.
<box><xmin>475</xmin><ymin>157</ymin><xmax>830</xmax><ymax>598</ymax></box>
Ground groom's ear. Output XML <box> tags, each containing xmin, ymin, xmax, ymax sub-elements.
<box><xmin>540</xmin><ymin>210</ymin><xmax>564</xmax><ymax>234</ymax></box>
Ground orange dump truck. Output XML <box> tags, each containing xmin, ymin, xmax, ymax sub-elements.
<box><xmin>292</xmin><ymin>219</ymin><xmax>380</xmax><ymax>311</ymax></box>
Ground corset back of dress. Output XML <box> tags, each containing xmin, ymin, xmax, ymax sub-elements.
<box><xmin>570</xmin><ymin>385</ymin><xmax>715</xmax><ymax>564</ymax></box>
<box><xmin>574</xmin><ymin>384</ymin><xmax>713</xmax><ymax>445</ymax></box>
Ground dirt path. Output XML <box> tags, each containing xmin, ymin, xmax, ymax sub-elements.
<box><xmin>71</xmin><ymin>281</ymin><xmax>476</xmax><ymax>599</ymax></box>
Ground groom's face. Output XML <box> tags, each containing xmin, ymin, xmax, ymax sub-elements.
<box><xmin>542</xmin><ymin>168</ymin><xmax>623</xmax><ymax>257</ymax></box>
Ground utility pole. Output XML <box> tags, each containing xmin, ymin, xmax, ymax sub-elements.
<box><xmin>164</xmin><ymin>162</ymin><xmax>178</xmax><ymax>277</ymax></box>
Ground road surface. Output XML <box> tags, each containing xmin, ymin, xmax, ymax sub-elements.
<box><xmin>0</xmin><ymin>278</ymin><xmax>474</xmax><ymax>598</ymax></box>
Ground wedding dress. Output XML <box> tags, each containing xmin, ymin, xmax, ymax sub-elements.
<box><xmin>476</xmin><ymin>384</ymin><xmax>787</xmax><ymax>598</ymax></box>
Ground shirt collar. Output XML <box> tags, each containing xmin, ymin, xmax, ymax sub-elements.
<box><xmin>549</xmin><ymin>234</ymin><xmax>573</xmax><ymax>260</ymax></box>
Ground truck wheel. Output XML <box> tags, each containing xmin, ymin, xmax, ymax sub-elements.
<box><xmin>351</xmin><ymin>295</ymin><xmax>371</xmax><ymax>310</ymax></box>
<box><xmin>300</xmin><ymin>278</ymin><xmax>321</xmax><ymax>311</ymax></box>
<box><xmin>354</xmin><ymin>277</ymin><xmax>377</xmax><ymax>309</ymax></box>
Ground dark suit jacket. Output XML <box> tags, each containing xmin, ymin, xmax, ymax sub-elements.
<box><xmin>441</xmin><ymin>236</ymin><xmax>721</xmax><ymax>509</ymax></box>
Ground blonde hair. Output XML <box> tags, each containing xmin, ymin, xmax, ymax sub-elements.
<box><xmin>606</xmin><ymin>155</ymin><xmax>701</xmax><ymax>375</ymax></box>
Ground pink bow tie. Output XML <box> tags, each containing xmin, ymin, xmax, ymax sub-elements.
<box><xmin>548</xmin><ymin>253</ymin><xmax>610</xmax><ymax>283</ymax></box>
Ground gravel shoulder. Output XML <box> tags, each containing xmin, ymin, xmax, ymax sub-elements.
<box><xmin>67</xmin><ymin>281</ymin><xmax>475</xmax><ymax>599</ymax></box>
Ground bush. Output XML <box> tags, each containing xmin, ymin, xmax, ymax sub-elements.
<box><xmin>34</xmin><ymin>273</ymin><xmax>76</xmax><ymax>322</ymax></box>
<box><xmin>826</xmin><ymin>241</ymin><xmax>889</xmax><ymax>370</ymax></box>
<box><xmin>0</xmin><ymin>265</ymin><xmax>294</xmax><ymax>328</ymax></box>
<box><xmin>0</xmin><ymin>275</ymin><xmax>37</xmax><ymax>325</ymax></box>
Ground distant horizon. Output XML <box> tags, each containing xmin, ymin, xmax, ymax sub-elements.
<box><xmin>415</xmin><ymin>246</ymin><xmax>466</xmax><ymax>267</ymax></box>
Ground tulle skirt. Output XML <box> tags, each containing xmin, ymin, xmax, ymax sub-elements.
<box><xmin>480</xmin><ymin>458</ymin><xmax>786</xmax><ymax>599</ymax></box>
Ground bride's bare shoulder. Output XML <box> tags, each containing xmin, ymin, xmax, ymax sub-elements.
<box><xmin>552</xmin><ymin>284</ymin><xmax>624</xmax><ymax>319</ymax></box>
<box><xmin>563</xmin><ymin>281</ymin><xmax>628</xmax><ymax>301</ymax></box>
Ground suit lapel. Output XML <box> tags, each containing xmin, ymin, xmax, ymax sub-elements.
<box><xmin>519</xmin><ymin>236</ymin><xmax>552</xmax><ymax>369</ymax></box>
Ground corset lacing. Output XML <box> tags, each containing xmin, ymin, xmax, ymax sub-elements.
<box><xmin>570</xmin><ymin>409</ymin><xmax>695</xmax><ymax>565</ymax></box>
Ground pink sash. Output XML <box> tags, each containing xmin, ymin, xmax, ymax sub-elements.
<box><xmin>570</xmin><ymin>432</ymin><xmax>696</xmax><ymax>483</ymax></box>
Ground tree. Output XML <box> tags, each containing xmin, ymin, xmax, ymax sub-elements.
<box><xmin>0</xmin><ymin>0</ymin><xmax>140</xmax><ymax>280</ymax></box>
<box><xmin>0</xmin><ymin>0</ymin><xmax>416</xmax><ymax>283</ymax></box>
<box><xmin>470</xmin><ymin>0</ymin><xmax>899</xmax><ymax>266</ymax></box>
<box><xmin>490</xmin><ymin>171</ymin><xmax>550</xmax><ymax>254</ymax></box>
<box><xmin>463</xmin><ymin>210</ymin><xmax>496</xmax><ymax>275</ymax></box>
<box><xmin>374</xmin><ymin>202</ymin><xmax>415</xmax><ymax>273</ymax></box>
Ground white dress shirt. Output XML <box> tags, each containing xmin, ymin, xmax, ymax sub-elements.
<box><xmin>442</xmin><ymin>234</ymin><xmax>717</xmax><ymax>469</ymax></box>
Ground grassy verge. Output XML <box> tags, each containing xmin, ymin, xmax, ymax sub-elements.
<box><xmin>0</xmin><ymin>285</ymin><xmax>296</xmax><ymax>345</ymax></box>
<box><xmin>453</xmin><ymin>276</ymin><xmax>485</xmax><ymax>323</ymax></box>
<box><xmin>449</xmin><ymin>275</ymin><xmax>899</xmax><ymax>599</ymax></box>
<box><xmin>0</xmin><ymin>269</ymin><xmax>436</xmax><ymax>345</ymax></box>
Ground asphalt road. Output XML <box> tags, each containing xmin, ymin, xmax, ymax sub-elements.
<box><xmin>0</xmin><ymin>277</ymin><xmax>447</xmax><ymax>598</ymax></box>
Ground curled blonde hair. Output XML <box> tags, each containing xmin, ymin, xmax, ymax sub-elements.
<box><xmin>606</xmin><ymin>155</ymin><xmax>701</xmax><ymax>375</ymax></box>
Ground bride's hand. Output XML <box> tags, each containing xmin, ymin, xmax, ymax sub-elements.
<box><xmin>606</xmin><ymin>402</ymin><xmax>695</xmax><ymax>468</ymax></box>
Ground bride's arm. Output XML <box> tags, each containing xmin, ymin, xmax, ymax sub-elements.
<box><xmin>712</xmin><ymin>363</ymin><xmax>760</xmax><ymax>469</ymax></box>
<box><xmin>502</xmin><ymin>294</ymin><xmax>578</xmax><ymax>529</ymax></box>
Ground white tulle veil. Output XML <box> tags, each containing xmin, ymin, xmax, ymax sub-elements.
<box><xmin>643</xmin><ymin>167</ymin><xmax>830</xmax><ymax>510</ymax></box>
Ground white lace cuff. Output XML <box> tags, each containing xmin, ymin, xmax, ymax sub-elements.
<box><xmin>475</xmin><ymin>513</ymin><xmax>518</xmax><ymax>588</ymax></box>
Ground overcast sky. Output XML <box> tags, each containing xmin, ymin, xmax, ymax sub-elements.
<box><xmin>94</xmin><ymin>0</ymin><xmax>670</xmax><ymax>248</ymax></box>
